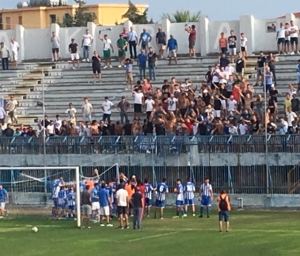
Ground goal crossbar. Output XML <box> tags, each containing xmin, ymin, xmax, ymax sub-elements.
<box><xmin>0</xmin><ymin>166</ymin><xmax>81</xmax><ymax>227</ymax></box>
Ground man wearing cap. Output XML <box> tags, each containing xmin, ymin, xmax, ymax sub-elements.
<box><xmin>0</xmin><ymin>42</ymin><xmax>10</xmax><ymax>70</ymax></box>
<box><xmin>117</xmin><ymin>96</ymin><xmax>130</xmax><ymax>125</ymax></box>
<box><xmin>156</xmin><ymin>27</ymin><xmax>166</xmax><ymax>59</ymax></box>
<box><xmin>117</xmin><ymin>34</ymin><xmax>128</xmax><ymax>68</ymax></box>
<box><xmin>69</xmin><ymin>39</ymin><xmax>79</xmax><ymax>69</ymax></box>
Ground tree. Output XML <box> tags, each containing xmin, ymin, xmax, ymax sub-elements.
<box><xmin>161</xmin><ymin>10</ymin><xmax>201</xmax><ymax>23</ymax></box>
<box><xmin>122</xmin><ymin>1</ymin><xmax>152</xmax><ymax>24</ymax></box>
<box><xmin>59</xmin><ymin>0</ymin><xmax>97</xmax><ymax>27</ymax></box>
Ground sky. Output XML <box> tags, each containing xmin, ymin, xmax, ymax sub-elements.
<box><xmin>2</xmin><ymin>0</ymin><xmax>300</xmax><ymax>22</ymax></box>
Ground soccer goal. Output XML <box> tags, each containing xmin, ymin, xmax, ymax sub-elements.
<box><xmin>0</xmin><ymin>164</ymin><xmax>120</xmax><ymax>228</ymax></box>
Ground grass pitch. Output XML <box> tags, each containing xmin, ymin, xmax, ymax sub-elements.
<box><xmin>0</xmin><ymin>209</ymin><xmax>300</xmax><ymax>256</ymax></box>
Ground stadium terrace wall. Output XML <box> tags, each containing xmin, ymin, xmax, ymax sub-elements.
<box><xmin>0</xmin><ymin>13</ymin><xmax>299</xmax><ymax>60</ymax></box>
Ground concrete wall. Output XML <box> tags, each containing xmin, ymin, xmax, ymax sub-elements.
<box><xmin>10</xmin><ymin>192</ymin><xmax>300</xmax><ymax>208</ymax></box>
<box><xmin>1</xmin><ymin>13</ymin><xmax>300</xmax><ymax>60</ymax></box>
<box><xmin>1</xmin><ymin>152</ymin><xmax>300</xmax><ymax>167</ymax></box>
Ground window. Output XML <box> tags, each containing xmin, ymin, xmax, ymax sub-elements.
<box><xmin>6</xmin><ymin>17</ymin><xmax>11</xmax><ymax>30</ymax></box>
<box><xmin>18</xmin><ymin>16</ymin><xmax>22</xmax><ymax>25</ymax></box>
<box><xmin>0</xmin><ymin>13</ymin><xmax>3</xmax><ymax>30</ymax></box>
<box><xmin>50</xmin><ymin>14</ymin><xmax>56</xmax><ymax>24</ymax></box>
<box><xmin>64</xmin><ymin>13</ymin><xmax>72</xmax><ymax>19</ymax></box>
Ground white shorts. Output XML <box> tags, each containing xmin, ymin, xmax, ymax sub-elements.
<box><xmin>0</xmin><ymin>202</ymin><xmax>5</xmax><ymax>209</ymax></box>
<box><xmin>71</xmin><ymin>53</ymin><xmax>79</xmax><ymax>60</ymax></box>
<box><xmin>214</xmin><ymin>110</ymin><xmax>221</xmax><ymax>117</ymax></box>
<box><xmin>221</xmin><ymin>99</ymin><xmax>226</xmax><ymax>110</ymax></box>
<box><xmin>92</xmin><ymin>202</ymin><xmax>100</xmax><ymax>211</ymax></box>
<box><xmin>169</xmin><ymin>50</ymin><xmax>177</xmax><ymax>58</ymax></box>
<box><xmin>229</xmin><ymin>48</ymin><xmax>236</xmax><ymax>56</ymax></box>
<box><xmin>99</xmin><ymin>206</ymin><xmax>110</xmax><ymax>216</ymax></box>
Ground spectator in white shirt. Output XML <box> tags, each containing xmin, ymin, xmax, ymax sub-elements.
<box><xmin>227</xmin><ymin>95</ymin><xmax>237</xmax><ymax>112</ymax></box>
<box><xmin>0</xmin><ymin>106</ymin><xmax>6</xmax><ymax>125</ymax></box>
<box><xmin>279</xmin><ymin>118</ymin><xmax>288</xmax><ymax>134</ymax></box>
<box><xmin>102</xmin><ymin>97</ymin><xmax>114</xmax><ymax>122</ymax></box>
<box><xmin>46</xmin><ymin>120</ymin><xmax>55</xmax><ymax>136</ymax></box>
<box><xmin>132</xmin><ymin>88</ymin><xmax>144</xmax><ymax>120</ymax></box>
<box><xmin>238</xmin><ymin>119</ymin><xmax>248</xmax><ymax>135</ymax></box>
<box><xmin>240</xmin><ymin>33</ymin><xmax>248</xmax><ymax>58</ymax></box>
<box><xmin>0</xmin><ymin>42</ymin><xmax>10</xmax><ymax>70</ymax></box>
<box><xmin>289</xmin><ymin>20</ymin><xmax>299</xmax><ymax>55</ymax></box>
<box><xmin>144</xmin><ymin>95</ymin><xmax>155</xmax><ymax>120</ymax></box>
<box><xmin>228</xmin><ymin>123</ymin><xmax>238</xmax><ymax>135</ymax></box>
<box><xmin>54</xmin><ymin>115</ymin><xmax>62</xmax><ymax>135</ymax></box>
<box><xmin>128</xmin><ymin>26</ymin><xmax>138</xmax><ymax>59</ymax></box>
<box><xmin>167</xmin><ymin>94</ymin><xmax>178</xmax><ymax>113</ymax></box>
<box><xmin>81</xmin><ymin>29</ymin><xmax>94</xmax><ymax>62</ymax></box>
<box><xmin>286</xmin><ymin>106</ymin><xmax>297</xmax><ymax>128</ymax></box>
<box><xmin>65</xmin><ymin>103</ymin><xmax>77</xmax><ymax>123</ymax></box>
<box><xmin>81</xmin><ymin>98</ymin><xmax>93</xmax><ymax>122</ymax></box>
<box><xmin>10</xmin><ymin>38</ymin><xmax>19</xmax><ymax>69</ymax></box>
<box><xmin>276</xmin><ymin>22</ymin><xmax>286</xmax><ymax>55</ymax></box>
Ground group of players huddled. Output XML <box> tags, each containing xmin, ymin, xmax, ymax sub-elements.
<box><xmin>51</xmin><ymin>169</ymin><xmax>214</xmax><ymax>222</ymax></box>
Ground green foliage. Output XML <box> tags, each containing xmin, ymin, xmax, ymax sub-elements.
<box><xmin>59</xmin><ymin>0</ymin><xmax>97</xmax><ymax>27</ymax></box>
<box><xmin>161</xmin><ymin>10</ymin><xmax>201</xmax><ymax>23</ymax></box>
<box><xmin>122</xmin><ymin>0</ymin><xmax>152</xmax><ymax>24</ymax></box>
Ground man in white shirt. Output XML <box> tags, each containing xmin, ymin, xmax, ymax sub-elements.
<box><xmin>5</xmin><ymin>95</ymin><xmax>18</xmax><ymax>124</ymax></box>
<box><xmin>228</xmin><ymin>123</ymin><xmax>238</xmax><ymax>135</ymax></box>
<box><xmin>238</xmin><ymin>119</ymin><xmax>248</xmax><ymax>135</ymax></box>
<box><xmin>212</xmin><ymin>64</ymin><xmax>220</xmax><ymax>87</ymax></box>
<box><xmin>286</xmin><ymin>106</ymin><xmax>297</xmax><ymax>128</ymax></box>
<box><xmin>132</xmin><ymin>88</ymin><xmax>144</xmax><ymax>119</ymax></box>
<box><xmin>46</xmin><ymin>120</ymin><xmax>55</xmax><ymax>136</ymax></box>
<box><xmin>115</xmin><ymin>183</ymin><xmax>129</xmax><ymax>229</ymax></box>
<box><xmin>167</xmin><ymin>94</ymin><xmax>178</xmax><ymax>112</ymax></box>
<box><xmin>289</xmin><ymin>20</ymin><xmax>299</xmax><ymax>54</ymax></box>
<box><xmin>279</xmin><ymin>118</ymin><xmax>288</xmax><ymax>134</ymax></box>
<box><xmin>81</xmin><ymin>98</ymin><xmax>93</xmax><ymax>122</ymax></box>
<box><xmin>65</xmin><ymin>103</ymin><xmax>77</xmax><ymax>123</ymax></box>
<box><xmin>227</xmin><ymin>95</ymin><xmax>237</xmax><ymax>112</ymax></box>
<box><xmin>0</xmin><ymin>106</ymin><xmax>6</xmax><ymax>125</ymax></box>
<box><xmin>0</xmin><ymin>42</ymin><xmax>10</xmax><ymax>70</ymax></box>
<box><xmin>81</xmin><ymin>29</ymin><xmax>94</xmax><ymax>62</ymax></box>
<box><xmin>54</xmin><ymin>115</ymin><xmax>62</xmax><ymax>135</ymax></box>
<box><xmin>10</xmin><ymin>38</ymin><xmax>19</xmax><ymax>69</ymax></box>
<box><xmin>240</xmin><ymin>33</ymin><xmax>248</xmax><ymax>58</ymax></box>
<box><xmin>128</xmin><ymin>26</ymin><xmax>138</xmax><ymax>59</ymax></box>
<box><xmin>284</xmin><ymin>23</ymin><xmax>291</xmax><ymax>54</ymax></box>
<box><xmin>102</xmin><ymin>97</ymin><xmax>114</xmax><ymax>122</ymax></box>
<box><xmin>276</xmin><ymin>22</ymin><xmax>286</xmax><ymax>55</ymax></box>
<box><xmin>98</xmin><ymin>33</ymin><xmax>114</xmax><ymax>69</ymax></box>
<box><xmin>144</xmin><ymin>95</ymin><xmax>155</xmax><ymax>119</ymax></box>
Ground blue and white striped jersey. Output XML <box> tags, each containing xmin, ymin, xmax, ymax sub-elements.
<box><xmin>156</xmin><ymin>182</ymin><xmax>168</xmax><ymax>201</ymax></box>
<box><xmin>176</xmin><ymin>184</ymin><xmax>184</xmax><ymax>201</ymax></box>
<box><xmin>91</xmin><ymin>187</ymin><xmax>99</xmax><ymax>203</ymax></box>
<box><xmin>184</xmin><ymin>181</ymin><xmax>195</xmax><ymax>199</ymax></box>
<box><xmin>200</xmin><ymin>183</ymin><xmax>212</xmax><ymax>196</ymax></box>
<box><xmin>145</xmin><ymin>183</ymin><xmax>154</xmax><ymax>199</ymax></box>
<box><xmin>67</xmin><ymin>192</ymin><xmax>75</xmax><ymax>206</ymax></box>
<box><xmin>58</xmin><ymin>189</ymin><xmax>67</xmax><ymax>204</ymax></box>
<box><xmin>52</xmin><ymin>180</ymin><xmax>61</xmax><ymax>199</ymax></box>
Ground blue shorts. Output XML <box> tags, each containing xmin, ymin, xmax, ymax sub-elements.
<box><xmin>52</xmin><ymin>198</ymin><xmax>58</xmax><ymax>207</ymax></box>
<box><xmin>145</xmin><ymin>198</ymin><xmax>152</xmax><ymax>207</ymax></box>
<box><xmin>68</xmin><ymin>205</ymin><xmax>75</xmax><ymax>211</ymax></box>
<box><xmin>201</xmin><ymin>196</ymin><xmax>211</xmax><ymax>206</ymax></box>
<box><xmin>155</xmin><ymin>200</ymin><xmax>165</xmax><ymax>208</ymax></box>
<box><xmin>176</xmin><ymin>200</ymin><xmax>184</xmax><ymax>206</ymax></box>
<box><xmin>218</xmin><ymin>210</ymin><xmax>229</xmax><ymax>222</ymax></box>
<box><xmin>277</xmin><ymin>38</ymin><xmax>285</xmax><ymax>45</ymax></box>
<box><xmin>58</xmin><ymin>203</ymin><xmax>66</xmax><ymax>210</ymax></box>
<box><xmin>184</xmin><ymin>198</ymin><xmax>194</xmax><ymax>205</ymax></box>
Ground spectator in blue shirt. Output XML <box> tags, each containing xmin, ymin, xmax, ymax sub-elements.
<box><xmin>139</xmin><ymin>28</ymin><xmax>152</xmax><ymax>52</ymax></box>
<box><xmin>137</xmin><ymin>49</ymin><xmax>147</xmax><ymax>80</ymax></box>
<box><xmin>219</xmin><ymin>53</ymin><xmax>229</xmax><ymax>68</ymax></box>
<box><xmin>167</xmin><ymin>35</ymin><xmax>178</xmax><ymax>65</ymax></box>
<box><xmin>265</xmin><ymin>66</ymin><xmax>273</xmax><ymax>93</ymax></box>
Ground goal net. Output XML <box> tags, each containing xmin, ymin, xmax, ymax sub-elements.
<box><xmin>0</xmin><ymin>163</ymin><xmax>120</xmax><ymax>227</ymax></box>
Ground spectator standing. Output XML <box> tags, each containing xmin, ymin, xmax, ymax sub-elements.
<box><xmin>289</xmin><ymin>20</ymin><xmax>299</xmax><ymax>54</ymax></box>
<box><xmin>240</xmin><ymin>33</ymin><xmax>248</xmax><ymax>58</ymax></box>
<box><xmin>228</xmin><ymin>30</ymin><xmax>237</xmax><ymax>63</ymax></box>
<box><xmin>137</xmin><ymin>49</ymin><xmax>147</xmax><ymax>81</ymax></box>
<box><xmin>291</xmin><ymin>94</ymin><xmax>300</xmax><ymax>114</ymax></box>
<box><xmin>0</xmin><ymin>42</ymin><xmax>9</xmax><ymax>70</ymax></box>
<box><xmin>167</xmin><ymin>35</ymin><xmax>178</xmax><ymax>65</ymax></box>
<box><xmin>219</xmin><ymin>53</ymin><xmax>229</xmax><ymax>68</ymax></box>
<box><xmin>131</xmin><ymin>186</ymin><xmax>144</xmax><ymax>230</ymax></box>
<box><xmin>284</xmin><ymin>23</ymin><xmax>291</xmax><ymax>54</ymax></box>
<box><xmin>121</xmin><ymin>27</ymin><xmax>129</xmax><ymax>42</ymax></box>
<box><xmin>144</xmin><ymin>95</ymin><xmax>155</xmax><ymax>119</ymax></box>
<box><xmin>81</xmin><ymin>185</ymin><xmax>92</xmax><ymax>229</ymax></box>
<box><xmin>3</xmin><ymin>123</ymin><xmax>14</xmax><ymax>137</ymax></box>
<box><xmin>51</xmin><ymin>31</ymin><xmax>60</xmax><ymax>62</ymax></box>
<box><xmin>267</xmin><ymin>53</ymin><xmax>277</xmax><ymax>86</ymax></box>
<box><xmin>123</xmin><ymin>58</ymin><xmax>133</xmax><ymax>90</ymax></box>
<box><xmin>156</xmin><ymin>27</ymin><xmax>166</xmax><ymax>59</ymax></box>
<box><xmin>265</xmin><ymin>66</ymin><xmax>273</xmax><ymax>93</ymax></box>
<box><xmin>98</xmin><ymin>33</ymin><xmax>114</xmax><ymax>69</ymax></box>
<box><xmin>46</xmin><ymin>120</ymin><xmax>55</xmax><ymax>136</ymax></box>
<box><xmin>65</xmin><ymin>103</ymin><xmax>77</xmax><ymax>124</ymax></box>
<box><xmin>128</xmin><ymin>26</ymin><xmax>138</xmax><ymax>59</ymax></box>
<box><xmin>217</xmin><ymin>190</ymin><xmax>231</xmax><ymax>232</ymax></box>
<box><xmin>0</xmin><ymin>106</ymin><xmax>6</xmax><ymax>125</ymax></box>
<box><xmin>117</xmin><ymin>96</ymin><xmax>130</xmax><ymax>125</ymax></box>
<box><xmin>81</xmin><ymin>29</ymin><xmax>94</xmax><ymax>62</ymax></box>
<box><xmin>147</xmin><ymin>47</ymin><xmax>157</xmax><ymax>81</ymax></box>
<box><xmin>10</xmin><ymin>38</ymin><xmax>19</xmax><ymax>69</ymax></box>
<box><xmin>5</xmin><ymin>95</ymin><xmax>18</xmax><ymax>124</ymax></box>
<box><xmin>276</xmin><ymin>22</ymin><xmax>285</xmax><ymax>55</ymax></box>
<box><xmin>117</xmin><ymin>34</ymin><xmax>128</xmax><ymax>68</ymax></box>
<box><xmin>286</xmin><ymin>106</ymin><xmax>298</xmax><ymax>130</ymax></box>
<box><xmin>235</xmin><ymin>52</ymin><xmax>245</xmax><ymax>76</ymax></box>
<box><xmin>185</xmin><ymin>24</ymin><xmax>196</xmax><ymax>58</ymax></box>
<box><xmin>132</xmin><ymin>88</ymin><xmax>144</xmax><ymax>120</ymax></box>
<box><xmin>116</xmin><ymin>183</ymin><xmax>129</xmax><ymax>229</ymax></box>
<box><xmin>219</xmin><ymin>32</ymin><xmax>228</xmax><ymax>54</ymax></box>
<box><xmin>139</xmin><ymin>28</ymin><xmax>152</xmax><ymax>52</ymax></box>
<box><xmin>69</xmin><ymin>38</ymin><xmax>79</xmax><ymax>69</ymax></box>
<box><xmin>81</xmin><ymin>98</ymin><xmax>93</xmax><ymax>122</ymax></box>
<box><xmin>91</xmin><ymin>51</ymin><xmax>101</xmax><ymax>83</ymax></box>
<box><xmin>297</xmin><ymin>59</ymin><xmax>300</xmax><ymax>90</ymax></box>
<box><xmin>255</xmin><ymin>51</ymin><xmax>266</xmax><ymax>87</ymax></box>
<box><xmin>102</xmin><ymin>97</ymin><xmax>114</xmax><ymax>122</ymax></box>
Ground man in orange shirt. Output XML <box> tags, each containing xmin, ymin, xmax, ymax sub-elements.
<box><xmin>125</xmin><ymin>180</ymin><xmax>135</xmax><ymax>216</ymax></box>
<box><xmin>219</xmin><ymin>32</ymin><xmax>228</xmax><ymax>54</ymax></box>
<box><xmin>217</xmin><ymin>189</ymin><xmax>231</xmax><ymax>232</ymax></box>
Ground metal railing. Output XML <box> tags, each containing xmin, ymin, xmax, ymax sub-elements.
<box><xmin>0</xmin><ymin>134</ymin><xmax>299</xmax><ymax>154</ymax></box>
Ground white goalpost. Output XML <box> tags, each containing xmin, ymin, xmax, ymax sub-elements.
<box><xmin>0</xmin><ymin>164</ymin><xmax>120</xmax><ymax>228</ymax></box>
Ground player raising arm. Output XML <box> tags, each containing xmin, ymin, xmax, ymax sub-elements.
<box><xmin>199</xmin><ymin>177</ymin><xmax>213</xmax><ymax>218</ymax></box>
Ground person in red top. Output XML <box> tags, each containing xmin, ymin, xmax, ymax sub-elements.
<box><xmin>219</xmin><ymin>32</ymin><xmax>228</xmax><ymax>54</ymax></box>
<box><xmin>185</xmin><ymin>24</ymin><xmax>196</xmax><ymax>58</ymax></box>
<box><xmin>231</xmin><ymin>83</ymin><xmax>241</xmax><ymax>102</ymax></box>
<box><xmin>137</xmin><ymin>179</ymin><xmax>146</xmax><ymax>218</ymax></box>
